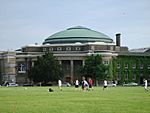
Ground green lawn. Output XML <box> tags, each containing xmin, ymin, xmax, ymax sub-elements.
<box><xmin>0</xmin><ymin>86</ymin><xmax>149</xmax><ymax>113</ymax></box>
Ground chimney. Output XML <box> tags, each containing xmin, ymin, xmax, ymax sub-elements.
<box><xmin>116</xmin><ymin>33</ymin><xmax>121</xmax><ymax>46</ymax></box>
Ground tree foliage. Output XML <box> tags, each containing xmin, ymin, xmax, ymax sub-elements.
<box><xmin>81</xmin><ymin>54</ymin><xmax>108</xmax><ymax>80</ymax></box>
<box><xmin>29</xmin><ymin>52</ymin><xmax>63</xmax><ymax>83</ymax></box>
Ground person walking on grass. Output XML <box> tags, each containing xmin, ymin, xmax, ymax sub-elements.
<box><xmin>75</xmin><ymin>79</ymin><xmax>79</xmax><ymax>89</ymax></box>
<box><xmin>89</xmin><ymin>78</ymin><xmax>93</xmax><ymax>91</ymax></box>
<box><xmin>81</xmin><ymin>76</ymin><xmax>89</xmax><ymax>91</ymax></box>
<box><xmin>143</xmin><ymin>78</ymin><xmax>148</xmax><ymax>92</ymax></box>
<box><xmin>81</xmin><ymin>77</ymin><xmax>85</xmax><ymax>90</ymax></box>
<box><xmin>84</xmin><ymin>79</ymin><xmax>89</xmax><ymax>91</ymax></box>
<box><xmin>58</xmin><ymin>79</ymin><xmax>62</xmax><ymax>91</ymax></box>
<box><xmin>103</xmin><ymin>79</ymin><xmax>108</xmax><ymax>90</ymax></box>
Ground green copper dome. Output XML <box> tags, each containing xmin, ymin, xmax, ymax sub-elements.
<box><xmin>43</xmin><ymin>26</ymin><xmax>113</xmax><ymax>44</ymax></box>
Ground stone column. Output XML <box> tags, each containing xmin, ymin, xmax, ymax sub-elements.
<box><xmin>25</xmin><ymin>58</ymin><xmax>28</xmax><ymax>71</ymax></box>
<box><xmin>82</xmin><ymin>60</ymin><xmax>85</xmax><ymax>66</ymax></box>
<box><xmin>25</xmin><ymin>58</ymin><xmax>29</xmax><ymax>83</ymax></box>
<box><xmin>25</xmin><ymin>58</ymin><xmax>32</xmax><ymax>83</ymax></box>
<box><xmin>70</xmin><ymin>60</ymin><xmax>74</xmax><ymax>84</ymax></box>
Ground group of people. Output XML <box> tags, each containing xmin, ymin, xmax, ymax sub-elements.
<box><xmin>80</xmin><ymin>77</ymin><xmax>108</xmax><ymax>91</ymax></box>
<box><xmin>58</xmin><ymin>77</ymin><xmax>108</xmax><ymax>91</ymax></box>
<box><xmin>57</xmin><ymin>78</ymin><xmax>148</xmax><ymax>92</ymax></box>
<box><xmin>58</xmin><ymin>77</ymin><xmax>94</xmax><ymax>91</ymax></box>
<box><xmin>80</xmin><ymin>77</ymin><xmax>94</xmax><ymax>91</ymax></box>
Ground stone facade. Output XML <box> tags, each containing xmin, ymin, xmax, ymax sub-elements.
<box><xmin>0</xmin><ymin>26</ymin><xmax>149</xmax><ymax>84</ymax></box>
<box><xmin>0</xmin><ymin>51</ymin><xmax>16</xmax><ymax>83</ymax></box>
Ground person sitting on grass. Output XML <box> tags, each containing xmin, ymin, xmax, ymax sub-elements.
<box><xmin>49</xmin><ymin>88</ymin><xmax>54</xmax><ymax>92</ymax></box>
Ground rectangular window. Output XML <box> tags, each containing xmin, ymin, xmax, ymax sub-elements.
<box><xmin>117</xmin><ymin>71</ymin><xmax>121</xmax><ymax>80</ymax></box>
<box><xmin>140</xmin><ymin>64</ymin><xmax>143</xmax><ymax>69</ymax></box>
<box><xmin>147</xmin><ymin>65</ymin><xmax>150</xmax><ymax>69</ymax></box>
<box><xmin>91</xmin><ymin>46</ymin><xmax>95</xmax><ymax>50</ymax></box>
<box><xmin>49</xmin><ymin>48</ymin><xmax>53</xmax><ymax>51</ymax></box>
<box><xmin>117</xmin><ymin>62</ymin><xmax>120</xmax><ymax>69</ymax></box>
<box><xmin>110</xmin><ymin>46</ymin><xmax>114</xmax><ymax>51</ymax></box>
<box><xmin>125</xmin><ymin>71</ymin><xmax>128</xmax><ymax>80</ymax></box>
<box><xmin>66</xmin><ymin>65</ymin><xmax>70</xmax><ymax>70</ymax></box>
<box><xmin>22</xmin><ymin>48</ymin><xmax>26</xmax><ymax>52</ymax></box>
<box><xmin>43</xmin><ymin>48</ymin><xmax>47</xmax><ymax>52</ymax></box>
<box><xmin>18</xmin><ymin>63</ymin><xmax>26</xmax><ymax>73</ymax></box>
<box><xmin>132</xmin><ymin>72</ymin><xmax>136</xmax><ymax>80</ymax></box>
<box><xmin>103</xmin><ymin>61</ymin><xmax>109</xmax><ymax>65</ymax></box>
<box><xmin>31</xmin><ymin>62</ymin><xmax>34</xmax><ymax>67</ymax></box>
<box><xmin>132</xmin><ymin>64</ymin><xmax>136</xmax><ymax>69</ymax></box>
<box><xmin>125</xmin><ymin>63</ymin><xmax>128</xmax><ymax>69</ymax></box>
<box><xmin>140</xmin><ymin>73</ymin><xmax>143</xmax><ymax>77</ymax></box>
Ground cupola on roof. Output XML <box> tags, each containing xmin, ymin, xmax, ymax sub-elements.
<box><xmin>43</xmin><ymin>26</ymin><xmax>113</xmax><ymax>44</ymax></box>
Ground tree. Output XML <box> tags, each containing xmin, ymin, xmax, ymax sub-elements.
<box><xmin>29</xmin><ymin>52</ymin><xmax>63</xmax><ymax>83</ymax></box>
<box><xmin>81</xmin><ymin>54</ymin><xmax>108</xmax><ymax>82</ymax></box>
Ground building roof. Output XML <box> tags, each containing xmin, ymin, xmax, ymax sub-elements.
<box><xmin>43</xmin><ymin>26</ymin><xmax>113</xmax><ymax>44</ymax></box>
<box><xmin>130</xmin><ymin>47</ymin><xmax>150</xmax><ymax>53</ymax></box>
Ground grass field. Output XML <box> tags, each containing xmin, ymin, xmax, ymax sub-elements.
<box><xmin>0</xmin><ymin>86</ymin><xmax>149</xmax><ymax>113</ymax></box>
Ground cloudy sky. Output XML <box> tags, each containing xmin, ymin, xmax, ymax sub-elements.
<box><xmin>0</xmin><ymin>0</ymin><xmax>150</xmax><ymax>50</ymax></box>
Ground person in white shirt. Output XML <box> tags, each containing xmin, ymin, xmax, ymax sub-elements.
<box><xmin>75</xmin><ymin>79</ymin><xmax>79</xmax><ymax>88</ymax></box>
<box><xmin>103</xmin><ymin>79</ymin><xmax>108</xmax><ymax>90</ymax></box>
<box><xmin>84</xmin><ymin>80</ymin><xmax>89</xmax><ymax>91</ymax></box>
<box><xmin>81</xmin><ymin>76</ymin><xmax>89</xmax><ymax>91</ymax></box>
<box><xmin>144</xmin><ymin>79</ymin><xmax>148</xmax><ymax>92</ymax></box>
<box><xmin>58</xmin><ymin>80</ymin><xmax>62</xmax><ymax>91</ymax></box>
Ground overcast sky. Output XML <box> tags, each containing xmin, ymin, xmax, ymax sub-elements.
<box><xmin>0</xmin><ymin>0</ymin><xmax>150</xmax><ymax>51</ymax></box>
